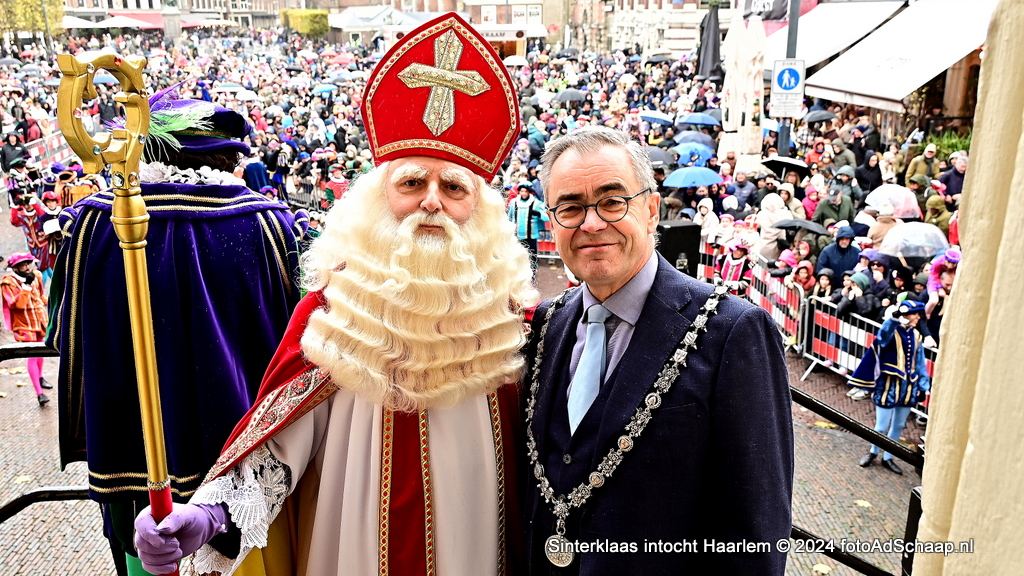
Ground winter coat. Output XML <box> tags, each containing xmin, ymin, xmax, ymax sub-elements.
<box><xmin>812</xmin><ymin>195</ymin><xmax>855</xmax><ymax>226</ymax></box>
<box><xmin>868</xmin><ymin>215</ymin><xmax>901</xmax><ymax>246</ymax></box>
<box><xmin>938</xmin><ymin>168</ymin><xmax>965</xmax><ymax>199</ymax></box>
<box><xmin>854</xmin><ymin>160</ymin><xmax>884</xmax><ymax>192</ymax></box>
<box><xmin>831</xmin><ymin>138</ymin><xmax>857</xmax><ymax>171</ymax></box>
<box><xmin>905</xmin><ymin>154</ymin><xmax>942</xmax><ymax>182</ymax></box>
<box><xmin>924</xmin><ymin>194</ymin><xmax>951</xmax><ymax>236</ymax></box>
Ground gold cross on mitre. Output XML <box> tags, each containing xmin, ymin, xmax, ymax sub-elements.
<box><xmin>398</xmin><ymin>29</ymin><xmax>491</xmax><ymax>136</ymax></box>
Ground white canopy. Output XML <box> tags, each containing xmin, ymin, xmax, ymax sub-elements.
<box><xmin>61</xmin><ymin>15</ymin><xmax>98</xmax><ymax>29</ymax></box>
<box><xmin>763</xmin><ymin>1</ymin><xmax>904</xmax><ymax>71</ymax></box>
<box><xmin>805</xmin><ymin>0</ymin><xmax>998</xmax><ymax>112</ymax></box>
<box><xmin>93</xmin><ymin>15</ymin><xmax>155</xmax><ymax>29</ymax></box>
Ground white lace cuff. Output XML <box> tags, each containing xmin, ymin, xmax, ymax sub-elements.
<box><xmin>183</xmin><ymin>444</ymin><xmax>292</xmax><ymax>575</ymax></box>
<box><xmin>139</xmin><ymin>161</ymin><xmax>247</xmax><ymax>187</ymax></box>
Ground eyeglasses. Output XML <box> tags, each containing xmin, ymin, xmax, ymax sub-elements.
<box><xmin>549</xmin><ymin>189</ymin><xmax>650</xmax><ymax>229</ymax></box>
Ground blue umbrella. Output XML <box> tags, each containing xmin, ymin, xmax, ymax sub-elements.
<box><xmin>329</xmin><ymin>70</ymin><xmax>353</xmax><ymax>83</ymax></box>
<box><xmin>628</xmin><ymin>55</ymin><xmax>641</xmax><ymax>63</ymax></box>
<box><xmin>672</xmin><ymin>142</ymin><xmax>713</xmax><ymax>167</ymax></box>
<box><xmin>664</xmin><ymin>166</ymin><xmax>723</xmax><ymax>188</ymax></box>
<box><xmin>44</xmin><ymin>78</ymin><xmax>61</xmax><ymax>87</ymax></box>
<box><xmin>674</xmin><ymin>130</ymin><xmax>716</xmax><ymax>148</ymax></box>
<box><xmin>313</xmin><ymin>84</ymin><xmax>336</xmax><ymax>95</ymax></box>
<box><xmin>677</xmin><ymin>112</ymin><xmax>721</xmax><ymax>127</ymax></box>
<box><xmin>93</xmin><ymin>70</ymin><xmax>118</xmax><ymax>85</ymax></box>
<box><xmin>639</xmin><ymin>110</ymin><xmax>673</xmax><ymax>126</ymax></box>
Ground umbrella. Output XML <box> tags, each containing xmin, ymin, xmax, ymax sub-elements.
<box><xmin>804</xmin><ymin>110</ymin><xmax>837</xmax><ymax>124</ymax></box>
<box><xmin>0</xmin><ymin>84</ymin><xmax>23</xmax><ymax>94</ymax></box>
<box><xmin>672</xmin><ymin>142</ymin><xmax>714</xmax><ymax>167</ymax></box>
<box><xmin>763</xmin><ymin>155</ymin><xmax>809</xmax><ymax>179</ymax></box>
<box><xmin>503</xmin><ymin>55</ymin><xmax>528</xmax><ymax>67</ymax></box>
<box><xmin>640</xmin><ymin>110</ymin><xmax>673</xmax><ymax>126</ymax></box>
<box><xmin>677</xmin><ymin>112</ymin><xmax>721</xmax><ymax>127</ymax></box>
<box><xmin>664</xmin><ymin>166</ymin><xmax>723</xmax><ymax>188</ymax></box>
<box><xmin>0</xmin><ymin>57</ymin><xmax>20</xmax><ymax>66</ymax></box>
<box><xmin>94</xmin><ymin>15</ymin><xmax>156</xmax><ymax>29</ymax></box>
<box><xmin>600</xmin><ymin>57</ymin><xmax>615</xmax><ymax>66</ymax></box>
<box><xmin>645</xmin><ymin>53</ymin><xmax>672</xmax><ymax>65</ymax></box>
<box><xmin>772</xmin><ymin>219</ymin><xmax>830</xmax><ymax>236</ymax></box>
<box><xmin>236</xmin><ymin>89</ymin><xmax>259</xmax><ymax>102</ymax></box>
<box><xmin>330</xmin><ymin>53</ymin><xmax>355</xmax><ymax>66</ymax></box>
<box><xmin>213</xmin><ymin>82</ymin><xmax>243</xmax><ymax>93</ymax></box>
<box><xmin>349</xmin><ymin>70</ymin><xmax>368</xmax><ymax>80</ymax></box>
<box><xmin>556</xmin><ymin>48</ymin><xmax>579</xmax><ymax>59</ymax></box>
<box><xmin>555</xmin><ymin>88</ymin><xmax>586</xmax><ymax>103</ymax></box>
<box><xmin>878</xmin><ymin>222</ymin><xmax>950</xmax><ymax>259</ymax></box>
<box><xmin>674</xmin><ymin>130</ymin><xmax>716</xmax><ymax>148</ymax></box>
<box><xmin>645</xmin><ymin>146</ymin><xmax>674</xmax><ymax>167</ymax></box>
<box><xmin>329</xmin><ymin>70</ymin><xmax>353</xmax><ymax>83</ymax></box>
<box><xmin>313</xmin><ymin>84</ymin><xmax>336</xmax><ymax>95</ymax></box>
<box><xmin>864</xmin><ymin>184</ymin><xmax>923</xmax><ymax>219</ymax></box>
<box><xmin>617</xmin><ymin>73</ymin><xmax>638</xmax><ymax>86</ymax></box>
<box><xmin>733</xmin><ymin>155</ymin><xmax>773</xmax><ymax>177</ymax></box>
<box><xmin>628</xmin><ymin>55</ymin><xmax>641</xmax><ymax>63</ymax></box>
<box><xmin>263</xmin><ymin>104</ymin><xmax>284</xmax><ymax>117</ymax></box>
<box><xmin>43</xmin><ymin>78</ymin><xmax>61</xmax><ymax>87</ymax></box>
<box><xmin>285</xmin><ymin>66</ymin><xmax>304</xmax><ymax>73</ymax></box>
<box><xmin>93</xmin><ymin>70</ymin><xmax>118</xmax><ymax>85</ymax></box>
<box><xmin>298</xmin><ymin>49</ymin><xmax>318</xmax><ymax>60</ymax></box>
<box><xmin>706</xmin><ymin>108</ymin><xmax>723</xmax><ymax>121</ymax></box>
<box><xmin>697</xmin><ymin>3</ymin><xmax>722</xmax><ymax>80</ymax></box>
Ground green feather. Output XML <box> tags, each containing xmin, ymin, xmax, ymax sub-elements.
<box><xmin>144</xmin><ymin>102</ymin><xmax>217</xmax><ymax>162</ymax></box>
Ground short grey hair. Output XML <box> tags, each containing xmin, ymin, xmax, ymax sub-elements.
<box><xmin>538</xmin><ymin>126</ymin><xmax>658</xmax><ymax>200</ymax></box>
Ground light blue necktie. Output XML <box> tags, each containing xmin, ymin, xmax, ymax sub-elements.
<box><xmin>567</xmin><ymin>304</ymin><xmax>612</xmax><ymax>435</ymax></box>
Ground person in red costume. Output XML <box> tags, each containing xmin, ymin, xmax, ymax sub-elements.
<box><xmin>133</xmin><ymin>13</ymin><xmax>538</xmax><ymax>576</ymax></box>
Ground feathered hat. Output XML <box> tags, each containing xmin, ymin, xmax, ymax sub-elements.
<box><xmin>112</xmin><ymin>84</ymin><xmax>253</xmax><ymax>161</ymax></box>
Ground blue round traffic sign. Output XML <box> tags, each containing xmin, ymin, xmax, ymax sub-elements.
<box><xmin>776</xmin><ymin>68</ymin><xmax>801</xmax><ymax>91</ymax></box>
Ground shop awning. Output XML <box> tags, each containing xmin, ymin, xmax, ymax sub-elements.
<box><xmin>805</xmin><ymin>0</ymin><xmax>998</xmax><ymax>113</ymax></box>
<box><xmin>61</xmin><ymin>15</ymin><xmax>98</xmax><ymax>29</ymax></box>
<box><xmin>101</xmin><ymin>12</ymin><xmax>164</xmax><ymax>30</ymax></box>
<box><xmin>763</xmin><ymin>1</ymin><xmax>904</xmax><ymax>70</ymax></box>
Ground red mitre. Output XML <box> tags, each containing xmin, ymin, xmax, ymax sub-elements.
<box><xmin>361</xmin><ymin>12</ymin><xmax>521</xmax><ymax>179</ymax></box>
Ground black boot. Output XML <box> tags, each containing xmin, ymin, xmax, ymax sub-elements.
<box><xmin>881</xmin><ymin>459</ymin><xmax>903</xmax><ymax>475</ymax></box>
<box><xmin>858</xmin><ymin>453</ymin><xmax>877</xmax><ymax>467</ymax></box>
<box><xmin>39</xmin><ymin>377</ymin><xmax>53</xmax><ymax>389</ymax></box>
<box><xmin>37</xmin><ymin>393</ymin><xmax>50</xmax><ymax>406</ymax></box>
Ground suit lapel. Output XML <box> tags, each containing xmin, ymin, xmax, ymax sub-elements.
<box><xmin>594</xmin><ymin>256</ymin><xmax>694</xmax><ymax>457</ymax></box>
<box><xmin>530</xmin><ymin>288</ymin><xmax>583</xmax><ymax>459</ymax></box>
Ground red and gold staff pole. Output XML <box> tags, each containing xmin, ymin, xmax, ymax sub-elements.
<box><xmin>56</xmin><ymin>53</ymin><xmax>178</xmax><ymax>575</ymax></box>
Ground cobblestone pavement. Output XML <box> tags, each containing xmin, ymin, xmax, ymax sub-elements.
<box><xmin>0</xmin><ymin>252</ymin><xmax>924</xmax><ymax>575</ymax></box>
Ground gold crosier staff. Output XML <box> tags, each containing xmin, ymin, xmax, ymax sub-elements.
<box><xmin>56</xmin><ymin>53</ymin><xmax>179</xmax><ymax>576</ymax></box>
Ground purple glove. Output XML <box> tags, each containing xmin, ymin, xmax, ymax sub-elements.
<box><xmin>133</xmin><ymin>502</ymin><xmax>229</xmax><ymax>574</ymax></box>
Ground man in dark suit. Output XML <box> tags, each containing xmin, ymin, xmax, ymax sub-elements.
<box><xmin>524</xmin><ymin>126</ymin><xmax>793</xmax><ymax>574</ymax></box>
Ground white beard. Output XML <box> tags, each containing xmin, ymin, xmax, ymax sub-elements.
<box><xmin>299</xmin><ymin>165</ymin><xmax>538</xmax><ymax>411</ymax></box>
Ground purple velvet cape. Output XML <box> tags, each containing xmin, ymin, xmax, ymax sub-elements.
<box><xmin>46</xmin><ymin>181</ymin><xmax>306</xmax><ymax>502</ymax></box>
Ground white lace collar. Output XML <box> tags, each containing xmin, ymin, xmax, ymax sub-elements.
<box><xmin>139</xmin><ymin>162</ymin><xmax>246</xmax><ymax>187</ymax></box>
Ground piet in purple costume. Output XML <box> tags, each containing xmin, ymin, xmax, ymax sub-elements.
<box><xmin>45</xmin><ymin>86</ymin><xmax>307</xmax><ymax>573</ymax></box>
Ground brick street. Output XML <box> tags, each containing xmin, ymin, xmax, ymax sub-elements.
<box><xmin>0</xmin><ymin>240</ymin><xmax>924</xmax><ymax>575</ymax></box>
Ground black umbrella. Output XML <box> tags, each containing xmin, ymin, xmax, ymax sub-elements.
<box><xmin>645</xmin><ymin>146</ymin><xmax>675</xmax><ymax>167</ymax></box>
<box><xmin>285</xmin><ymin>66</ymin><xmax>303</xmax><ymax>73</ymax></box>
<box><xmin>804</xmin><ymin>110</ymin><xmax>837</xmax><ymax>124</ymax></box>
<box><xmin>697</xmin><ymin>4</ymin><xmax>722</xmax><ymax>80</ymax></box>
<box><xmin>555</xmin><ymin>88</ymin><xmax>586</xmax><ymax>103</ymax></box>
<box><xmin>772</xmin><ymin>219</ymin><xmax>829</xmax><ymax>236</ymax></box>
<box><xmin>645</xmin><ymin>54</ymin><xmax>672</xmax><ymax>65</ymax></box>
<box><xmin>556</xmin><ymin>48</ymin><xmax>579</xmax><ymax>59</ymax></box>
<box><xmin>764</xmin><ymin>155</ymin><xmax>810</xmax><ymax>180</ymax></box>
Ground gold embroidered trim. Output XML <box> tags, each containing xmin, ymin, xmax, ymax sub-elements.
<box><xmin>256</xmin><ymin>213</ymin><xmax>291</xmax><ymax>297</ymax></box>
<box><xmin>204</xmin><ymin>369</ymin><xmax>335</xmax><ymax>481</ymax></box>
<box><xmin>94</xmin><ymin>191</ymin><xmax>258</xmax><ymax>204</ymax></box>
<box><xmin>86</xmin><ymin>197</ymin><xmax>275</xmax><ymax>213</ymax></box>
<box><xmin>378</xmin><ymin>408</ymin><xmax>394</xmax><ymax>576</ymax></box>
<box><xmin>174</xmin><ymin>128</ymin><xmax>234</xmax><ymax>138</ymax></box>
<box><xmin>66</xmin><ymin>210</ymin><xmax>98</xmax><ymax>435</ymax></box>
<box><xmin>398</xmin><ymin>29</ymin><xmax>491</xmax><ymax>136</ymax></box>
<box><xmin>88</xmin><ymin>483</ymin><xmax>196</xmax><ymax>497</ymax></box>
<box><xmin>89</xmin><ymin>470</ymin><xmax>201</xmax><ymax>482</ymax></box>
<box><xmin>487</xmin><ymin>393</ymin><xmax>506</xmax><ymax>576</ymax></box>
<box><xmin>376</xmin><ymin>139</ymin><xmax>492</xmax><ymax>172</ymax></box>
<box><xmin>264</xmin><ymin>212</ymin><xmax>295</xmax><ymax>298</ymax></box>
<box><xmin>418</xmin><ymin>410</ymin><xmax>436</xmax><ymax>576</ymax></box>
<box><xmin>365</xmin><ymin>18</ymin><xmax>517</xmax><ymax>174</ymax></box>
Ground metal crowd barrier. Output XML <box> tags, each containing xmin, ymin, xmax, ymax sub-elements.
<box><xmin>800</xmin><ymin>296</ymin><xmax>937</xmax><ymax>421</ymax></box>
<box><xmin>748</xmin><ymin>254</ymin><xmax>805</xmax><ymax>352</ymax></box>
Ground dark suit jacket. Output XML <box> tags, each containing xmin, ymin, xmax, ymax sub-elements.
<box><xmin>522</xmin><ymin>254</ymin><xmax>793</xmax><ymax>575</ymax></box>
